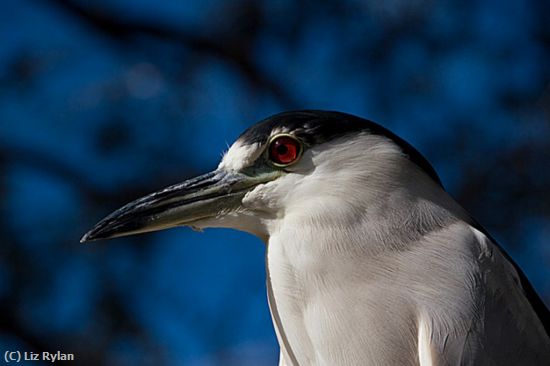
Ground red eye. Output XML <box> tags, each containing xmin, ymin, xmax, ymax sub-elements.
<box><xmin>268</xmin><ymin>136</ymin><xmax>302</xmax><ymax>166</ymax></box>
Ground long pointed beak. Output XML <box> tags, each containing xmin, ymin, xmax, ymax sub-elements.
<box><xmin>81</xmin><ymin>169</ymin><xmax>266</xmax><ymax>242</ymax></box>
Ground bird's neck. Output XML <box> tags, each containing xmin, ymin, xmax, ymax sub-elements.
<box><xmin>264</xmin><ymin>175</ymin><xmax>469</xmax><ymax>365</ymax></box>
<box><xmin>270</xmin><ymin>164</ymin><xmax>466</xmax><ymax>256</ymax></box>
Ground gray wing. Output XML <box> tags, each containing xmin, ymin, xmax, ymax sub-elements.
<box><xmin>430</xmin><ymin>226</ymin><xmax>550</xmax><ymax>365</ymax></box>
<box><xmin>473</xmin><ymin>220</ymin><xmax>550</xmax><ymax>337</ymax></box>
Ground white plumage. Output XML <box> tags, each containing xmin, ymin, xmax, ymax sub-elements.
<box><xmin>83</xmin><ymin>111</ymin><xmax>550</xmax><ymax>365</ymax></box>
<box><xmin>238</xmin><ymin>133</ymin><xmax>549</xmax><ymax>364</ymax></box>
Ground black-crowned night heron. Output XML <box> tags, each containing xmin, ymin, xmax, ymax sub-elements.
<box><xmin>82</xmin><ymin>110</ymin><xmax>550</xmax><ymax>365</ymax></box>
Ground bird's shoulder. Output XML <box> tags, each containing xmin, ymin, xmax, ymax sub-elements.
<box><xmin>421</xmin><ymin>223</ymin><xmax>550</xmax><ymax>364</ymax></box>
<box><xmin>468</xmin><ymin>225</ymin><xmax>550</xmax><ymax>337</ymax></box>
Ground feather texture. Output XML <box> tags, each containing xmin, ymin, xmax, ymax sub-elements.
<box><xmin>257</xmin><ymin>134</ymin><xmax>550</xmax><ymax>365</ymax></box>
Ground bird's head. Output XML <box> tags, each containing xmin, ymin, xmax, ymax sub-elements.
<box><xmin>81</xmin><ymin>110</ymin><xmax>443</xmax><ymax>243</ymax></box>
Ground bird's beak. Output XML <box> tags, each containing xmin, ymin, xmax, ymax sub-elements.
<box><xmin>80</xmin><ymin>169</ymin><xmax>274</xmax><ymax>242</ymax></box>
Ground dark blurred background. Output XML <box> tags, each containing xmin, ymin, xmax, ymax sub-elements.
<box><xmin>1</xmin><ymin>0</ymin><xmax>549</xmax><ymax>365</ymax></box>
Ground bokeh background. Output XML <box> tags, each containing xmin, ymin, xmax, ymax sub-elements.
<box><xmin>1</xmin><ymin>0</ymin><xmax>549</xmax><ymax>365</ymax></box>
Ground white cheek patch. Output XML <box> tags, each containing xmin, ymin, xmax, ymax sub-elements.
<box><xmin>218</xmin><ymin>140</ymin><xmax>262</xmax><ymax>171</ymax></box>
<box><xmin>242</xmin><ymin>181</ymin><xmax>277</xmax><ymax>211</ymax></box>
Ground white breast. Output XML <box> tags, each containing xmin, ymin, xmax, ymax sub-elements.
<box><xmin>265</xmin><ymin>221</ymin><xmax>426</xmax><ymax>366</ymax></box>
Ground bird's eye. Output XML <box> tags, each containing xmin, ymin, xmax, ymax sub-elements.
<box><xmin>268</xmin><ymin>135</ymin><xmax>302</xmax><ymax>166</ymax></box>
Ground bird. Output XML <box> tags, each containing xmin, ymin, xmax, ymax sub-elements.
<box><xmin>82</xmin><ymin>110</ymin><xmax>550</xmax><ymax>365</ymax></box>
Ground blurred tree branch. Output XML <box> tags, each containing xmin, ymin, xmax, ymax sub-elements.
<box><xmin>0</xmin><ymin>145</ymin><xmax>106</xmax><ymax>201</ymax></box>
<box><xmin>0</xmin><ymin>144</ymin><xmax>202</xmax><ymax>210</ymax></box>
<box><xmin>1</xmin><ymin>1</ymin><xmax>547</xmax><ymax>363</ymax></box>
<box><xmin>47</xmin><ymin>0</ymin><xmax>298</xmax><ymax>108</ymax></box>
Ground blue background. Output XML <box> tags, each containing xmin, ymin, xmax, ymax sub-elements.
<box><xmin>1</xmin><ymin>0</ymin><xmax>549</xmax><ymax>364</ymax></box>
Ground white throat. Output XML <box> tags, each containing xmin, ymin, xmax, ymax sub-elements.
<box><xmin>253</xmin><ymin>135</ymin><xmax>469</xmax><ymax>365</ymax></box>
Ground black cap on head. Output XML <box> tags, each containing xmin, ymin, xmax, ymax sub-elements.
<box><xmin>239</xmin><ymin>110</ymin><xmax>443</xmax><ymax>187</ymax></box>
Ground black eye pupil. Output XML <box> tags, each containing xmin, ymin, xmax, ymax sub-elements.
<box><xmin>276</xmin><ymin>144</ymin><xmax>288</xmax><ymax>155</ymax></box>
